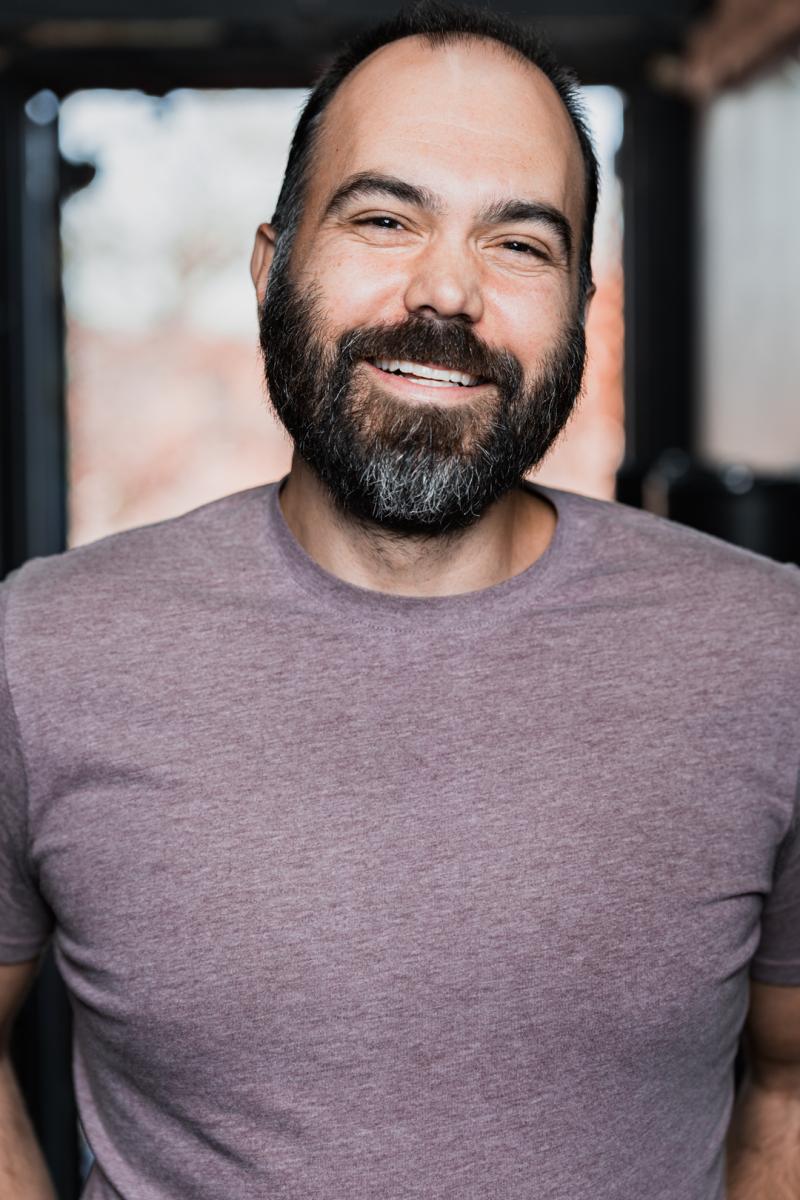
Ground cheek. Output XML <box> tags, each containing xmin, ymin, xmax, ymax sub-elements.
<box><xmin>485</xmin><ymin>278</ymin><xmax>571</xmax><ymax>363</ymax></box>
<box><xmin>299</xmin><ymin>246</ymin><xmax>408</xmax><ymax>332</ymax></box>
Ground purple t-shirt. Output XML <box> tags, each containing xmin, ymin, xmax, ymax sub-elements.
<box><xmin>1</xmin><ymin>478</ymin><xmax>799</xmax><ymax>1200</ymax></box>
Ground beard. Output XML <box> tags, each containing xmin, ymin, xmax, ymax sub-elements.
<box><xmin>258</xmin><ymin>244</ymin><xmax>587</xmax><ymax>537</ymax></box>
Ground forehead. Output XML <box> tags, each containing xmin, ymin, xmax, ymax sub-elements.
<box><xmin>309</xmin><ymin>35</ymin><xmax>585</xmax><ymax>231</ymax></box>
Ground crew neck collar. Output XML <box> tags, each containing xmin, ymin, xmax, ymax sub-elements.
<box><xmin>264</xmin><ymin>473</ymin><xmax>577</xmax><ymax>631</ymax></box>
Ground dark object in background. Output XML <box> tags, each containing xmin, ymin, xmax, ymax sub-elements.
<box><xmin>642</xmin><ymin>449</ymin><xmax>800</xmax><ymax>567</ymax></box>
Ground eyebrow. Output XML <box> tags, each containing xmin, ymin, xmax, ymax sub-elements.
<box><xmin>477</xmin><ymin>198</ymin><xmax>572</xmax><ymax>265</ymax></box>
<box><xmin>322</xmin><ymin>171</ymin><xmax>573</xmax><ymax>265</ymax></box>
<box><xmin>323</xmin><ymin>172</ymin><xmax>444</xmax><ymax>219</ymax></box>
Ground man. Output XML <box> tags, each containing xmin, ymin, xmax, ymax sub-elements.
<box><xmin>1</xmin><ymin>3</ymin><xmax>798</xmax><ymax>1198</ymax></box>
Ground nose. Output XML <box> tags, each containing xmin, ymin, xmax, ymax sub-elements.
<box><xmin>402</xmin><ymin>234</ymin><xmax>484</xmax><ymax>324</ymax></box>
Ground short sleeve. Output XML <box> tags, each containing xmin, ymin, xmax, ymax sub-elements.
<box><xmin>749</xmin><ymin>767</ymin><xmax>800</xmax><ymax>986</ymax></box>
<box><xmin>0</xmin><ymin>575</ymin><xmax>55</xmax><ymax>963</ymax></box>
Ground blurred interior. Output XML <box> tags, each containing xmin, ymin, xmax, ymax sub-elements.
<box><xmin>58</xmin><ymin>85</ymin><xmax>625</xmax><ymax>547</ymax></box>
<box><xmin>1</xmin><ymin>2</ymin><xmax>799</xmax><ymax>1196</ymax></box>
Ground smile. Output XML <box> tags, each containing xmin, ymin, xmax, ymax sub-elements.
<box><xmin>369</xmin><ymin>357</ymin><xmax>483</xmax><ymax>388</ymax></box>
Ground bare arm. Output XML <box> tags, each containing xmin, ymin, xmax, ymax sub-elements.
<box><xmin>726</xmin><ymin>1070</ymin><xmax>800</xmax><ymax>1198</ymax></box>
<box><xmin>0</xmin><ymin>1053</ymin><xmax>56</xmax><ymax>1200</ymax></box>
<box><xmin>726</xmin><ymin>980</ymin><xmax>800</xmax><ymax>1200</ymax></box>
<box><xmin>0</xmin><ymin>958</ymin><xmax>56</xmax><ymax>1200</ymax></box>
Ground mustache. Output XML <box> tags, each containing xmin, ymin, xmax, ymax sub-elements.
<box><xmin>334</xmin><ymin>315</ymin><xmax>523</xmax><ymax>390</ymax></box>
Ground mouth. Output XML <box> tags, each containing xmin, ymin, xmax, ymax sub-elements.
<box><xmin>369</xmin><ymin>355</ymin><xmax>489</xmax><ymax>388</ymax></box>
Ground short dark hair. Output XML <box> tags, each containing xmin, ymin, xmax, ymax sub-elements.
<box><xmin>270</xmin><ymin>0</ymin><xmax>599</xmax><ymax>301</ymax></box>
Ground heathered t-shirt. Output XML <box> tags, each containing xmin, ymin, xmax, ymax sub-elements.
<box><xmin>1</xmin><ymin>476</ymin><xmax>799</xmax><ymax>1200</ymax></box>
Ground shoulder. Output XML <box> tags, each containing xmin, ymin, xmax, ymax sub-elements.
<box><xmin>544</xmin><ymin>484</ymin><xmax>800</xmax><ymax>618</ymax></box>
<box><xmin>1</xmin><ymin>483</ymin><xmax>275</xmax><ymax>647</ymax></box>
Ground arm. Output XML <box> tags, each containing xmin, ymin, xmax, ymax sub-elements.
<box><xmin>726</xmin><ymin>980</ymin><xmax>800</xmax><ymax>1200</ymax></box>
<box><xmin>0</xmin><ymin>958</ymin><xmax>56</xmax><ymax>1200</ymax></box>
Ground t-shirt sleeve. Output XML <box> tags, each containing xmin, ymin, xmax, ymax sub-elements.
<box><xmin>749</xmin><ymin>768</ymin><xmax>800</xmax><ymax>986</ymax></box>
<box><xmin>0</xmin><ymin>576</ymin><xmax>55</xmax><ymax>963</ymax></box>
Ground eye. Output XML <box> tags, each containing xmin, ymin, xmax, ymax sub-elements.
<box><xmin>353</xmin><ymin>216</ymin><xmax>406</xmax><ymax>231</ymax></box>
<box><xmin>501</xmin><ymin>240</ymin><xmax>549</xmax><ymax>260</ymax></box>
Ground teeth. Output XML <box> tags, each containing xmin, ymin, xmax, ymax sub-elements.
<box><xmin>372</xmin><ymin>358</ymin><xmax>479</xmax><ymax>386</ymax></box>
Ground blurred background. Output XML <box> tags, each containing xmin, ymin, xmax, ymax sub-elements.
<box><xmin>1</xmin><ymin>0</ymin><xmax>799</xmax><ymax>1196</ymax></box>
<box><xmin>58</xmin><ymin>83</ymin><xmax>624</xmax><ymax>544</ymax></box>
<box><xmin>2</xmin><ymin>0</ymin><xmax>800</xmax><ymax>573</ymax></box>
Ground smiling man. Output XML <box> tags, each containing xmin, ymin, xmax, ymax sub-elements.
<box><xmin>253</xmin><ymin>14</ymin><xmax>591</xmax><ymax>585</ymax></box>
<box><xmin>1</xmin><ymin>4</ymin><xmax>799</xmax><ymax>1200</ymax></box>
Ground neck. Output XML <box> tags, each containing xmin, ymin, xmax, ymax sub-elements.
<box><xmin>277</xmin><ymin>454</ymin><xmax>557</xmax><ymax>598</ymax></box>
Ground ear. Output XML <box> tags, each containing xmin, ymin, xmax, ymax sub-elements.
<box><xmin>580</xmin><ymin>281</ymin><xmax>597</xmax><ymax>325</ymax></box>
<box><xmin>250</xmin><ymin>222</ymin><xmax>278</xmax><ymax>307</ymax></box>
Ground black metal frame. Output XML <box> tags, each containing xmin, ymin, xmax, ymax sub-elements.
<box><xmin>616</xmin><ymin>82</ymin><xmax>698</xmax><ymax>506</ymax></box>
<box><xmin>0</xmin><ymin>87</ymin><xmax>67</xmax><ymax>578</ymax></box>
<box><xmin>0</xmin><ymin>7</ymin><xmax>703</xmax><ymax>1196</ymax></box>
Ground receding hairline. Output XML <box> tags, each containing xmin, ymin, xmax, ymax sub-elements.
<box><xmin>308</xmin><ymin>31</ymin><xmax>586</xmax><ymax>228</ymax></box>
<box><xmin>344</xmin><ymin>27</ymin><xmax>550</xmax><ymax>79</ymax></box>
<box><xmin>324</xmin><ymin>29</ymin><xmax>575</xmax><ymax>135</ymax></box>
<box><xmin>268</xmin><ymin>9</ymin><xmax>598</xmax><ymax>300</ymax></box>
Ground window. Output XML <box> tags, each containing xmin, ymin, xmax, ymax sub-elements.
<box><xmin>60</xmin><ymin>86</ymin><xmax>625</xmax><ymax>548</ymax></box>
